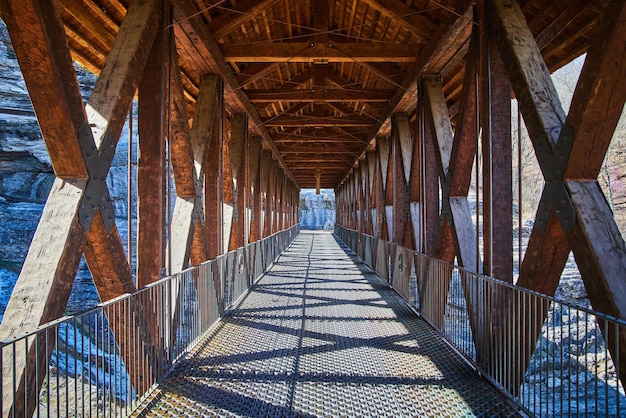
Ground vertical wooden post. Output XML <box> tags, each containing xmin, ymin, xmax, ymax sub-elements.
<box><xmin>137</xmin><ymin>5</ymin><xmax>168</xmax><ymax>287</ymax></box>
<box><xmin>315</xmin><ymin>169</ymin><xmax>321</xmax><ymax>195</ymax></box>
<box><xmin>480</xmin><ymin>5</ymin><xmax>513</xmax><ymax>282</ymax></box>
<box><xmin>205</xmin><ymin>110</ymin><xmax>223</xmax><ymax>258</ymax></box>
<box><xmin>373</xmin><ymin>142</ymin><xmax>384</xmax><ymax>238</ymax></box>
<box><xmin>222</xmin><ymin>121</ymin><xmax>234</xmax><ymax>251</ymax></box>
<box><xmin>352</xmin><ymin>169</ymin><xmax>358</xmax><ymax>231</ymax></box>
<box><xmin>228</xmin><ymin>113</ymin><xmax>248</xmax><ymax>250</ymax></box>
<box><xmin>278</xmin><ymin>169</ymin><xmax>285</xmax><ymax>231</ymax></box>
<box><xmin>378</xmin><ymin>137</ymin><xmax>391</xmax><ymax>241</ymax></box>
<box><xmin>355</xmin><ymin>162</ymin><xmax>362</xmax><ymax>234</ymax></box>
<box><xmin>267</xmin><ymin>160</ymin><xmax>273</xmax><ymax>234</ymax></box>
<box><xmin>420</xmin><ymin>90</ymin><xmax>440</xmax><ymax>257</ymax></box>
<box><xmin>262</xmin><ymin>151</ymin><xmax>273</xmax><ymax>237</ymax></box>
<box><xmin>248</xmin><ymin>136</ymin><xmax>262</xmax><ymax>242</ymax></box>
<box><xmin>366</xmin><ymin>151</ymin><xmax>376</xmax><ymax>236</ymax></box>
<box><xmin>391</xmin><ymin>113</ymin><xmax>413</xmax><ymax>248</ymax></box>
<box><xmin>409</xmin><ymin>112</ymin><xmax>423</xmax><ymax>253</ymax></box>
<box><xmin>271</xmin><ymin>161</ymin><xmax>280</xmax><ymax>233</ymax></box>
<box><xmin>360</xmin><ymin>161</ymin><xmax>367</xmax><ymax>235</ymax></box>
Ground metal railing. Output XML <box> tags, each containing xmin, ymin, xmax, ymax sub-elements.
<box><xmin>0</xmin><ymin>225</ymin><xmax>299</xmax><ymax>417</ymax></box>
<box><xmin>335</xmin><ymin>224</ymin><xmax>626</xmax><ymax>417</ymax></box>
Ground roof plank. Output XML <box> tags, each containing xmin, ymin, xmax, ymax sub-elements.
<box><xmin>208</xmin><ymin>0</ymin><xmax>281</xmax><ymax>41</ymax></box>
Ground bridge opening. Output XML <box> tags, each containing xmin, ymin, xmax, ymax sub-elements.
<box><xmin>298</xmin><ymin>189</ymin><xmax>336</xmax><ymax>231</ymax></box>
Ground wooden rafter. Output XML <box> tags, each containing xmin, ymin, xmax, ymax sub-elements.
<box><xmin>247</xmin><ymin>88</ymin><xmax>396</xmax><ymax>102</ymax></box>
<box><xmin>221</xmin><ymin>41</ymin><xmax>420</xmax><ymax>63</ymax></box>
<box><xmin>208</xmin><ymin>0</ymin><xmax>281</xmax><ymax>41</ymax></box>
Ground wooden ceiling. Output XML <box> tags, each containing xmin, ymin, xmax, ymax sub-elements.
<box><xmin>14</xmin><ymin>0</ymin><xmax>608</xmax><ymax>188</ymax></box>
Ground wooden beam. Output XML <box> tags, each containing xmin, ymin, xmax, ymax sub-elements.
<box><xmin>57</xmin><ymin>0</ymin><xmax>116</xmax><ymax>48</ymax></box>
<box><xmin>280</xmin><ymin>148</ymin><xmax>359</xmax><ymax>154</ymax></box>
<box><xmin>169</xmin><ymin>75</ymin><xmax>222</xmax><ymax>273</ymax></box>
<box><xmin>449</xmin><ymin>32</ymin><xmax>479</xmax><ymax>199</ymax></box>
<box><xmin>221</xmin><ymin>41</ymin><xmax>419</xmax><ymax>63</ymax></box>
<box><xmin>480</xmin><ymin>16</ymin><xmax>512</xmax><ymax>282</ymax></box>
<box><xmin>391</xmin><ymin>113</ymin><xmax>412</xmax><ymax>247</ymax></box>
<box><xmin>262</xmin><ymin>150</ymin><xmax>273</xmax><ymax>238</ymax></box>
<box><xmin>533</xmin><ymin>0</ymin><xmax>596</xmax><ymax>51</ymax></box>
<box><xmin>326</xmin><ymin>101</ymin><xmax>380</xmax><ymax>123</ymax></box>
<box><xmin>488</xmin><ymin>0</ymin><xmax>565</xmax><ymax>148</ymax></box>
<box><xmin>247</xmin><ymin>88</ymin><xmax>395</xmax><ymax>102</ymax></box>
<box><xmin>567</xmin><ymin>181</ymin><xmax>626</xmax><ymax>382</ymax></box>
<box><xmin>170</xmin><ymin>51</ymin><xmax>196</xmax><ymax>198</ymax></box>
<box><xmin>0</xmin><ymin>0</ymin><xmax>88</xmax><ymax>178</ymax></box>
<box><xmin>236</xmin><ymin>62</ymin><xmax>279</xmax><ymax>87</ymax></box>
<box><xmin>205</xmin><ymin>108</ymin><xmax>224</xmax><ymax>258</ymax></box>
<box><xmin>422</xmin><ymin>76</ymin><xmax>455</xmax><ymax>260</ymax></box>
<box><xmin>249</xmin><ymin>136</ymin><xmax>262</xmax><ymax>242</ymax></box>
<box><xmin>262</xmin><ymin>115</ymin><xmax>376</xmax><ymax>127</ymax></box>
<box><xmin>222</xmin><ymin>133</ymin><xmax>235</xmax><ymax>252</ymax></box>
<box><xmin>268</xmin><ymin>159</ymin><xmax>278</xmax><ymax>234</ymax></box>
<box><xmin>137</xmin><ymin>14</ymin><xmax>167</xmax><ymax>287</ymax></box>
<box><xmin>85</xmin><ymin>0</ymin><xmax>160</xmax><ymax>148</ymax></box>
<box><xmin>564</xmin><ymin>8</ymin><xmax>626</xmax><ymax>179</ymax></box>
<box><xmin>229</xmin><ymin>113</ymin><xmax>249</xmax><ymax>249</ymax></box>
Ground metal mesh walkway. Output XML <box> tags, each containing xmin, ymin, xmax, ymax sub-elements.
<box><xmin>133</xmin><ymin>231</ymin><xmax>520</xmax><ymax>417</ymax></box>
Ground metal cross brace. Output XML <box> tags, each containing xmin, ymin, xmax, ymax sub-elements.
<box><xmin>77</xmin><ymin>122</ymin><xmax>117</xmax><ymax>231</ymax></box>
<box><xmin>533</xmin><ymin>124</ymin><xmax>576</xmax><ymax>233</ymax></box>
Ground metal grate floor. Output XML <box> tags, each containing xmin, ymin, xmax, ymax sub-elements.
<box><xmin>133</xmin><ymin>231</ymin><xmax>521</xmax><ymax>417</ymax></box>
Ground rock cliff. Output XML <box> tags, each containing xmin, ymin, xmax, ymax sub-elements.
<box><xmin>299</xmin><ymin>189</ymin><xmax>335</xmax><ymax>230</ymax></box>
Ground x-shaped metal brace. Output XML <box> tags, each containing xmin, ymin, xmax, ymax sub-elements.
<box><xmin>77</xmin><ymin>123</ymin><xmax>116</xmax><ymax>231</ymax></box>
<box><xmin>192</xmin><ymin>174</ymin><xmax>205</xmax><ymax>223</ymax></box>
<box><xmin>439</xmin><ymin>175</ymin><xmax>453</xmax><ymax>225</ymax></box>
<box><xmin>534</xmin><ymin>124</ymin><xmax>576</xmax><ymax>233</ymax></box>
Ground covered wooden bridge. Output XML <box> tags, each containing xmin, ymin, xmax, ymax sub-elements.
<box><xmin>0</xmin><ymin>0</ymin><xmax>625</xmax><ymax>416</ymax></box>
